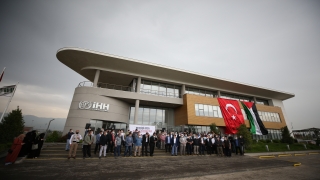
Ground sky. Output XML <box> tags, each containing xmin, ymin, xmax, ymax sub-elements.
<box><xmin>0</xmin><ymin>0</ymin><xmax>319</xmax><ymax>131</ymax></box>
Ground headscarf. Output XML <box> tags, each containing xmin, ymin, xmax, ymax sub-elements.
<box><xmin>17</xmin><ymin>134</ymin><xmax>25</xmax><ymax>141</ymax></box>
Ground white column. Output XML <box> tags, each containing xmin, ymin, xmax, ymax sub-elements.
<box><xmin>136</xmin><ymin>77</ymin><xmax>141</xmax><ymax>93</ymax></box>
<box><xmin>217</xmin><ymin>90</ymin><xmax>221</xmax><ymax>97</ymax></box>
<box><xmin>93</xmin><ymin>69</ymin><xmax>100</xmax><ymax>87</ymax></box>
<box><xmin>253</xmin><ymin>97</ymin><xmax>257</xmax><ymax>103</ymax></box>
<box><xmin>134</xmin><ymin>99</ymin><xmax>140</xmax><ymax>124</ymax></box>
<box><xmin>181</xmin><ymin>84</ymin><xmax>186</xmax><ymax>97</ymax></box>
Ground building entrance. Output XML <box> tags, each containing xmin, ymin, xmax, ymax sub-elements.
<box><xmin>90</xmin><ymin>119</ymin><xmax>127</xmax><ymax>134</ymax></box>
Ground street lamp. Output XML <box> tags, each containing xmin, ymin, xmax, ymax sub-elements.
<box><xmin>43</xmin><ymin>119</ymin><xmax>55</xmax><ymax>144</ymax></box>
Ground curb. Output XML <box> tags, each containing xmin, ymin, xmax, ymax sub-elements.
<box><xmin>259</xmin><ymin>155</ymin><xmax>276</xmax><ymax>159</ymax></box>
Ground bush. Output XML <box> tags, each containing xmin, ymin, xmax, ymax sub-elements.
<box><xmin>236</xmin><ymin>124</ymin><xmax>253</xmax><ymax>149</ymax></box>
<box><xmin>266</xmin><ymin>139</ymin><xmax>271</xmax><ymax>143</ymax></box>
<box><xmin>281</xmin><ymin>126</ymin><xmax>294</xmax><ymax>144</ymax></box>
<box><xmin>273</xmin><ymin>139</ymin><xmax>280</xmax><ymax>143</ymax></box>
<box><xmin>45</xmin><ymin>131</ymin><xmax>62</xmax><ymax>142</ymax></box>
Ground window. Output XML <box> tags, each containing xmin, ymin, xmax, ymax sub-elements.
<box><xmin>186</xmin><ymin>87</ymin><xmax>217</xmax><ymax>98</ymax></box>
<box><xmin>195</xmin><ymin>104</ymin><xmax>222</xmax><ymax>118</ymax></box>
<box><xmin>140</xmin><ymin>80</ymin><xmax>180</xmax><ymax>98</ymax></box>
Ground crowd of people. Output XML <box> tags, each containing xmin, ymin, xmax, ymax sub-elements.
<box><xmin>66</xmin><ymin>128</ymin><xmax>245</xmax><ymax>159</ymax></box>
<box><xmin>5</xmin><ymin>130</ymin><xmax>45</xmax><ymax>165</ymax></box>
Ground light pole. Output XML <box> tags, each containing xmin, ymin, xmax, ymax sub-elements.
<box><xmin>43</xmin><ymin>119</ymin><xmax>55</xmax><ymax>144</ymax></box>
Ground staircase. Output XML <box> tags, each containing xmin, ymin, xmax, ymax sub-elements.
<box><xmin>27</xmin><ymin>143</ymin><xmax>173</xmax><ymax>160</ymax></box>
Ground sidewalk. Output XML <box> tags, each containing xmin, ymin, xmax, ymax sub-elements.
<box><xmin>245</xmin><ymin>150</ymin><xmax>320</xmax><ymax>157</ymax></box>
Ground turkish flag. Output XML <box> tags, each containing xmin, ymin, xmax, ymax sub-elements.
<box><xmin>218</xmin><ymin>98</ymin><xmax>245</xmax><ymax>134</ymax></box>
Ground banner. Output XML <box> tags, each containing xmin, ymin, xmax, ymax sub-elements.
<box><xmin>129</xmin><ymin>124</ymin><xmax>155</xmax><ymax>135</ymax></box>
<box><xmin>0</xmin><ymin>85</ymin><xmax>16</xmax><ymax>97</ymax></box>
<box><xmin>217</xmin><ymin>98</ymin><xmax>245</xmax><ymax>134</ymax></box>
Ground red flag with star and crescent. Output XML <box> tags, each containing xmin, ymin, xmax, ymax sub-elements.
<box><xmin>218</xmin><ymin>98</ymin><xmax>245</xmax><ymax>134</ymax></box>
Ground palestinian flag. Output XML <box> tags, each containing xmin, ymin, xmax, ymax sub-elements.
<box><xmin>241</xmin><ymin>101</ymin><xmax>268</xmax><ymax>135</ymax></box>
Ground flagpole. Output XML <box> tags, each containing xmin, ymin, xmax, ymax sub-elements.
<box><xmin>0</xmin><ymin>82</ymin><xmax>19</xmax><ymax>123</ymax></box>
<box><xmin>0</xmin><ymin>67</ymin><xmax>6</xmax><ymax>83</ymax></box>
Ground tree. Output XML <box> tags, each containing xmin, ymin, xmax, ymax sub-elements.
<box><xmin>209</xmin><ymin>123</ymin><xmax>220</xmax><ymax>135</ymax></box>
<box><xmin>281</xmin><ymin>126</ymin><xmax>294</xmax><ymax>144</ymax></box>
<box><xmin>236</xmin><ymin>124</ymin><xmax>252</xmax><ymax>149</ymax></box>
<box><xmin>0</xmin><ymin>107</ymin><xmax>25</xmax><ymax>143</ymax></box>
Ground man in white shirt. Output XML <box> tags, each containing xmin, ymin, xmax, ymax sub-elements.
<box><xmin>68</xmin><ymin>130</ymin><xmax>82</xmax><ymax>159</ymax></box>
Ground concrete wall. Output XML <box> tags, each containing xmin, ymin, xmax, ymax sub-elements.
<box><xmin>62</xmin><ymin>87</ymin><xmax>130</xmax><ymax>135</ymax></box>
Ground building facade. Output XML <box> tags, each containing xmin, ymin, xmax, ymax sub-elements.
<box><xmin>57</xmin><ymin>47</ymin><xmax>294</xmax><ymax>140</ymax></box>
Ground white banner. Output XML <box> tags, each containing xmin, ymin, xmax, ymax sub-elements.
<box><xmin>129</xmin><ymin>124</ymin><xmax>155</xmax><ymax>135</ymax></box>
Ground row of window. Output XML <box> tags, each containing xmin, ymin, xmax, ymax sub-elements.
<box><xmin>195</xmin><ymin>103</ymin><xmax>281</xmax><ymax>123</ymax></box>
<box><xmin>129</xmin><ymin>106</ymin><xmax>174</xmax><ymax>126</ymax></box>
<box><xmin>140</xmin><ymin>80</ymin><xmax>180</xmax><ymax>98</ymax></box>
<box><xmin>220</xmin><ymin>93</ymin><xmax>253</xmax><ymax>102</ymax></box>
<box><xmin>186</xmin><ymin>87</ymin><xmax>218</xmax><ymax>97</ymax></box>
<box><xmin>195</xmin><ymin>104</ymin><xmax>223</xmax><ymax>118</ymax></box>
<box><xmin>258</xmin><ymin>111</ymin><xmax>281</xmax><ymax>122</ymax></box>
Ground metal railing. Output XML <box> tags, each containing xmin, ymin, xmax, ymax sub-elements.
<box><xmin>78</xmin><ymin>81</ymin><xmax>133</xmax><ymax>92</ymax></box>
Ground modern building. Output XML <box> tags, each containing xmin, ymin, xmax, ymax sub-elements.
<box><xmin>57</xmin><ymin>47</ymin><xmax>295</xmax><ymax>140</ymax></box>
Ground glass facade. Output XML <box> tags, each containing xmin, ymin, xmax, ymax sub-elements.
<box><xmin>220</xmin><ymin>92</ymin><xmax>253</xmax><ymax>102</ymax></box>
<box><xmin>129</xmin><ymin>106</ymin><xmax>174</xmax><ymax>130</ymax></box>
<box><xmin>140</xmin><ymin>80</ymin><xmax>180</xmax><ymax>98</ymax></box>
<box><xmin>256</xmin><ymin>98</ymin><xmax>269</xmax><ymax>105</ymax></box>
<box><xmin>252</xmin><ymin>129</ymin><xmax>282</xmax><ymax>140</ymax></box>
<box><xmin>258</xmin><ymin>111</ymin><xmax>281</xmax><ymax>122</ymax></box>
<box><xmin>186</xmin><ymin>87</ymin><xmax>218</xmax><ymax>97</ymax></box>
<box><xmin>89</xmin><ymin>120</ymin><xmax>127</xmax><ymax>134</ymax></box>
<box><xmin>195</xmin><ymin>104</ymin><xmax>223</xmax><ymax>118</ymax></box>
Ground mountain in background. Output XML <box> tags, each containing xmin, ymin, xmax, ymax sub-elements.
<box><xmin>1</xmin><ymin>112</ymin><xmax>66</xmax><ymax>132</ymax></box>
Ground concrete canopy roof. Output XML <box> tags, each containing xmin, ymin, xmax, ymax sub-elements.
<box><xmin>56</xmin><ymin>47</ymin><xmax>295</xmax><ymax>101</ymax></box>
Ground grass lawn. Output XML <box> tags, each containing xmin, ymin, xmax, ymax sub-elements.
<box><xmin>245</xmin><ymin>141</ymin><xmax>320</xmax><ymax>153</ymax></box>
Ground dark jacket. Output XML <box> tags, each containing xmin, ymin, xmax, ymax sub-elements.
<box><xmin>142</xmin><ymin>134</ymin><xmax>150</xmax><ymax>145</ymax></box>
<box><xmin>165</xmin><ymin>136</ymin><xmax>171</xmax><ymax>144</ymax></box>
<box><xmin>150</xmin><ymin>136</ymin><xmax>157</xmax><ymax>144</ymax></box>
<box><xmin>100</xmin><ymin>134</ymin><xmax>108</xmax><ymax>146</ymax></box>
<box><xmin>67</xmin><ymin>132</ymin><xmax>74</xmax><ymax>139</ymax></box>
<box><xmin>239</xmin><ymin>137</ymin><xmax>245</xmax><ymax>146</ymax></box>
<box><xmin>170</xmin><ymin>137</ymin><xmax>180</xmax><ymax>146</ymax></box>
<box><xmin>206</xmin><ymin>138</ymin><xmax>212</xmax><ymax>146</ymax></box>
<box><xmin>193</xmin><ymin>138</ymin><xmax>200</xmax><ymax>146</ymax></box>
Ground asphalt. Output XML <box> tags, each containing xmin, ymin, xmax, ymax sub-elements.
<box><xmin>0</xmin><ymin>143</ymin><xmax>319</xmax><ymax>180</ymax></box>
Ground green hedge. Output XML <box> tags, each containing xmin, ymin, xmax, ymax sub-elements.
<box><xmin>246</xmin><ymin>142</ymin><xmax>319</xmax><ymax>153</ymax></box>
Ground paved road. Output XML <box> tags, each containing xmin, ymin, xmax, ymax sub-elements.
<box><xmin>3</xmin><ymin>153</ymin><xmax>317</xmax><ymax>180</ymax></box>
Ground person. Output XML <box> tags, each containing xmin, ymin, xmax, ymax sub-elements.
<box><xmin>149</xmin><ymin>132</ymin><xmax>157</xmax><ymax>157</ymax></box>
<box><xmin>27</xmin><ymin>130</ymin><xmax>37</xmax><ymax>158</ymax></box>
<box><xmin>65</xmin><ymin>129</ymin><xmax>74</xmax><ymax>151</ymax></box>
<box><xmin>186</xmin><ymin>135</ymin><xmax>193</xmax><ymax>155</ymax></box>
<box><xmin>224</xmin><ymin>136</ymin><xmax>231</xmax><ymax>157</ymax></box>
<box><xmin>206</xmin><ymin>135</ymin><xmax>213</xmax><ymax>155</ymax></box>
<box><xmin>94</xmin><ymin>131</ymin><xmax>102</xmax><ymax>155</ymax></box>
<box><xmin>5</xmin><ymin>134</ymin><xmax>25</xmax><ymax>165</ymax></box>
<box><xmin>134</xmin><ymin>132</ymin><xmax>142</xmax><ymax>157</ymax></box>
<box><xmin>165</xmin><ymin>134</ymin><xmax>171</xmax><ymax>153</ymax></box>
<box><xmin>171</xmin><ymin>134</ymin><xmax>179</xmax><ymax>156</ymax></box>
<box><xmin>124</xmin><ymin>132</ymin><xmax>133</xmax><ymax>157</ymax></box>
<box><xmin>142</xmin><ymin>132</ymin><xmax>150</xmax><ymax>156</ymax></box>
<box><xmin>160</xmin><ymin>132</ymin><xmax>166</xmax><ymax>150</ymax></box>
<box><xmin>68</xmin><ymin>130</ymin><xmax>82</xmax><ymax>159</ymax></box>
<box><xmin>193</xmin><ymin>136</ymin><xmax>200</xmax><ymax>155</ymax></box>
<box><xmin>228</xmin><ymin>134</ymin><xmax>235</xmax><ymax>153</ymax></box>
<box><xmin>234</xmin><ymin>136</ymin><xmax>240</xmax><ymax>155</ymax></box>
<box><xmin>106</xmin><ymin>130</ymin><xmax>112</xmax><ymax>155</ymax></box>
<box><xmin>114</xmin><ymin>133</ymin><xmax>122</xmax><ymax>159</ymax></box>
<box><xmin>216</xmin><ymin>137</ymin><xmax>223</xmax><ymax>157</ymax></box>
<box><xmin>33</xmin><ymin>133</ymin><xmax>45</xmax><ymax>158</ymax></box>
<box><xmin>132</xmin><ymin>129</ymin><xmax>138</xmax><ymax>151</ymax></box>
<box><xmin>179</xmin><ymin>134</ymin><xmax>187</xmax><ymax>156</ymax></box>
<box><xmin>239</xmin><ymin>135</ymin><xmax>245</xmax><ymax>155</ymax></box>
<box><xmin>83</xmin><ymin>130</ymin><xmax>94</xmax><ymax>159</ymax></box>
<box><xmin>212</xmin><ymin>135</ymin><xmax>218</xmax><ymax>155</ymax></box>
<box><xmin>200</xmin><ymin>135</ymin><xmax>206</xmax><ymax>155</ymax></box>
<box><xmin>99</xmin><ymin>131</ymin><xmax>108</xmax><ymax>159</ymax></box>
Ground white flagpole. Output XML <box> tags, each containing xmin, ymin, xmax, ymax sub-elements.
<box><xmin>0</xmin><ymin>82</ymin><xmax>19</xmax><ymax>123</ymax></box>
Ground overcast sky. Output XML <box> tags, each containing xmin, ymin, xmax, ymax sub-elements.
<box><xmin>0</xmin><ymin>0</ymin><xmax>319</xmax><ymax>130</ymax></box>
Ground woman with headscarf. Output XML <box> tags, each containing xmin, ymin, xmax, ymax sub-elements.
<box><xmin>5</xmin><ymin>134</ymin><xmax>25</xmax><ymax>165</ymax></box>
<box><xmin>32</xmin><ymin>133</ymin><xmax>45</xmax><ymax>158</ymax></box>
<box><xmin>27</xmin><ymin>130</ymin><xmax>37</xmax><ymax>158</ymax></box>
